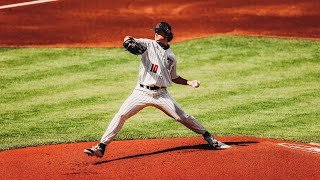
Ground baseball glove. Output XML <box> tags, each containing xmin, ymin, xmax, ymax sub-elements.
<box><xmin>123</xmin><ymin>38</ymin><xmax>147</xmax><ymax>55</ymax></box>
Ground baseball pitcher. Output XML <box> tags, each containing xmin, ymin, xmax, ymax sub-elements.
<box><xmin>84</xmin><ymin>22</ymin><xmax>230</xmax><ymax>158</ymax></box>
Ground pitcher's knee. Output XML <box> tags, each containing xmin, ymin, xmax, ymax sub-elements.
<box><xmin>115</xmin><ymin>112</ymin><xmax>130</xmax><ymax>122</ymax></box>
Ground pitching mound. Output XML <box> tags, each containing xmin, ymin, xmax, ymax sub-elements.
<box><xmin>1</xmin><ymin>136</ymin><xmax>319</xmax><ymax>179</ymax></box>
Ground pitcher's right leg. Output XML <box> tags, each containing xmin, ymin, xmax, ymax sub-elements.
<box><xmin>84</xmin><ymin>89</ymin><xmax>150</xmax><ymax>158</ymax></box>
<box><xmin>100</xmin><ymin>90</ymin><xmax>149</xmax><ymax>145</ymax></box>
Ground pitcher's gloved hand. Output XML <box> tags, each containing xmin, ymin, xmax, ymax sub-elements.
<box><xmin>123</xmin><ymin>37</ymin><xmax>147</xmax><ymax>55</ymax></box>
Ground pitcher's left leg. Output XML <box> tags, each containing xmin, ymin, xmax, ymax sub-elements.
<box><xmin>155</xmin><ymin>91</ymin><xmax>230</xmax><ymax>149</ymax></box>
<box><xmin>155</xmin><ymin>91</ymin><xmax>206</xmax><ymax>134</ymax></box>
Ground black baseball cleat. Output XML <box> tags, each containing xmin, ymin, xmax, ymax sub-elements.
<box><xmin>202</xmin><ymin>131</ymin><xmax>230</xmax><ymax>149</ymax></box>
<box><xmin>84</xmin><ymin>144</ymin><xmax>105</xmax><ymax>158</ymax></box>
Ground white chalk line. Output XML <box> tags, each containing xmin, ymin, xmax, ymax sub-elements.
<box><xmin>278</xmin><ymin>143</ymin><xmax>320</xmax><ymax>154</ymax></box>
<box><xmin>0</xmin><ymin>0</ymin><xmax>58</xmax><ymax>10</ymax></box>
<box><xmin>309</xmin><ymin>142</ymin><xmax>320</xmax><ymax>147</ymax></box>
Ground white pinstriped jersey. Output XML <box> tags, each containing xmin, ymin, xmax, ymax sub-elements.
<box><xmin>135</xmin><ymin>38</ymin><xmax>179</xmax><ymax>88</ymax></box>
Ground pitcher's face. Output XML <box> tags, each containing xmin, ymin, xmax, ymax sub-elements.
<box><xmin>154</xmin><ymin>29</ymin><xmax>166</xmax><ymax>41</ymax></box>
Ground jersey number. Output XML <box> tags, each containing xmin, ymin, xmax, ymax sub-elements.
<box><xmin>150</xmin><ymin>64</ymin><xmax>158</xmax><ymax>73</ymax></box>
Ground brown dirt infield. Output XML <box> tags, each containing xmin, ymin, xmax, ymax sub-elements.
<box><xmin>1</xmin><ymin>137</ymin><xmax>319</xmax><ymax>179</ymax></box>
<box><xmin>0</xmin><ymin>0</ymin><xmax>319</xmax><ymax>47</ymax></box>
<box><xmin>0</xmin><ymin>0</ymin><xmax>319</xmax><ymax>179</ymax></box>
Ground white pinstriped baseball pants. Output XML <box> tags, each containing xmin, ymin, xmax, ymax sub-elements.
<box><xmin>100</xmin><ymin>85</ymin><xmax>207</xmax><ymax>145</ymax></box>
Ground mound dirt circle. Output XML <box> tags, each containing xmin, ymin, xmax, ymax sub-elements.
<box><xmin>1</xmin><ymin>137</ymin><xmax>319</xmax><ymax>179</ymax></box>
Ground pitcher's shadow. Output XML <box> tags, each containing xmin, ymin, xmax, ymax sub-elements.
<box><xmin>94</xmin><ymin>141</ymin><xmax>258</xmax><ymax>165</ymax></box>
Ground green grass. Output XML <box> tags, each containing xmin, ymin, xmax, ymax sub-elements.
<box><xmin>0</xmin><ymin>35</ymin><xmax>319</xmax><ymax>150</ymax></box>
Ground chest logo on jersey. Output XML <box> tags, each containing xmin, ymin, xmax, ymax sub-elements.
<box><xmin>166</xmin><ymin>57</ymin><xmax>174</xmax><ymax>70</ymax></box>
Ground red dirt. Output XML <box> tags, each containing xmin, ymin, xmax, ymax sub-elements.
<box><xmin>0</xmin><ymin>0</ymin><xmax>319</xmax><ymax>47</ymax></box>
<box><xmin>1</xmin><ymin>0</ymin><xmax>320</xmax><ymax>179</ymax></box>
<box><xmin>1</xmin><ymin>137</ymin><xmax>319</xmax><ymax>179</ymax></box>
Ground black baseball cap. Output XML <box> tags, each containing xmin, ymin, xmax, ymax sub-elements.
<box><xmin>151</xmin><ymin>22</ymin><xmax>174</xmax><ymax>42</ymax></box>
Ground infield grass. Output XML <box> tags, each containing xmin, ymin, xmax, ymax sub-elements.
<box><xmin>1</xmin><ymin>36</ymin><xmax>319</xmax><ymax>150</ymax></box>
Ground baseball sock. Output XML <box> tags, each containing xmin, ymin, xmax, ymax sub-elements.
<box><xmin>99</xmin><ymin>143</ymin><xmax>106</xmax><ymax>152</ymax></box>
<box><xmin>202</xmin><ymin>131</ymin><xmax>213</xmax><ymax>139</ymax></box>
